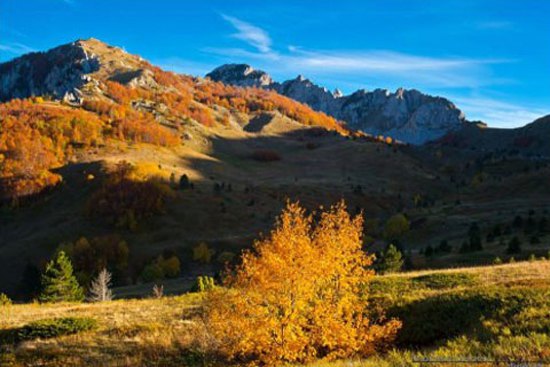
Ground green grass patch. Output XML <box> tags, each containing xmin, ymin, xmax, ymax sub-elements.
<box><xmin>411</xmin><ymin>272</ymin><xmax>478</xmax><ymax>289</ymax></box>
<box><xmin>0</xmin><ymin>317</ymin><xmax>97</xmax><ymax>344</ymax></box>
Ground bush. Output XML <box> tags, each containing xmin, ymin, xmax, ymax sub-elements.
<box><xmin>19</xmin><ymin>317</ymin><xmax>96</xmax><ymax>340</ymax></box>
<box><xmin>384</xmin><ymin>214</ymin><xmax>410</xmax><ymax>240</ymax></box>
<box><xmin>140</xmin><ymin>263</ymin><xmax>165</xmax><ymax>283</ymax></box>
<box><xmin>0</xmin><ymin>317</ymin><xmax>96</xmax><ymax>345</ymax></box>
<box><xmin>376</xmin><ymin>244</ymin><xmax>404</xmax><ymax>274</ymax></box>
<box><xmin>0</xmin><ymin>293</ymin><xmax>12</xmax><ymax>306</ymax></box>
<box><xmin>140</xmin><ymin>254</ymin><xmax>181</xmax><ymax>282</ymax></box>
<box><xmin>196</xmin><ymin>276</ymin><xmax>215</xmax><ymax>292</ymax></box>
<box><xmin>205</xmin><ymin>201</ymin><xmax>401</xmax><ymax>365</ymax></box>
<box><xmin>250</xmin><ymin>149</ymin><xmax>281</xmax><ymax>162</ymax></box>
<box><xmin>193</xmin><ymin>243</ymin><xmax>215</xmax><ymax>264</ymax></box>
<box><xmin>159</xmin><ymin>255</ymin><xmax>181</xmax><ymax>278</ymax></box>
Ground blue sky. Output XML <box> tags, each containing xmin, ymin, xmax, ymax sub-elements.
<box><xmin>1</xmin><ymin>0</ymin><xmax>549</xmax><ymax>128</ymax></box>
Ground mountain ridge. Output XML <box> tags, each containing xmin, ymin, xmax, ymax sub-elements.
<box><xmin>207</xmin><ymin>63</ymin><xmax>467</xmax><ymax>144</ymax></box>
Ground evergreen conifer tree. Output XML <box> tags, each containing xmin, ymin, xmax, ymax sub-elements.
<box><xmin>39</xmin><ymin>251</ymin><xmax>84</xmax><ymax>303</ymax></box>
<box><xmin>378</xmin><ymin>244</ymin><xmax>404</xmax><ymax>274</ymax></box>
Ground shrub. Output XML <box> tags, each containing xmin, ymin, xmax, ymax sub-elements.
<box><xmin>204</xmin><ymin>201</ymin><xmax>401</xmax><ymax>365</ymax></box>
<box><xmin>196</xmin><ymin>276</ymin><xmax>215</xmax><ymax>292</ymax></box>
<box><xmin>113</xmin><ymin>116</ymin><xmax>179</xmax><ymax>147</ymax></box>
<box><xmin>0</xmin><ymin>293</ymin><xmax>12</xmax><ymax>306</ymax></box>
<box><xmin>140</xmin><ymin>254</ymin><xmax>181</xmax><ymax>282</ymax></box>
<box><xmin>0</xmin><ymin>317</ymin><xmax>96</xmax><ymax>345</ymax></box>
<box><xmin>140</xmin><ymin>263</ymin><xmax>165</xmax><ymax>283</ymax></box>
<box><xmin>384</xmin><ymin>214</ymin><xmax>410</xmax><ymax>240</ymax></box>
<box><xmin>193</xmin><ymin>243</ymin><xmax>215</xmax><ymax>264</ymax></box>
<box><xmin>159</xmin><ymin>255</ymin><xmax>181</xmax><ymax>278</ymax></box>
<box><xmin>18</xmin><ymin>317</ymin><xmax>96</xmax><ymax>341</ymax></box>
<box><xmin>377</xmin><ymin>244</ymin><xmax>404</xmax><ymax>274</ymax></box>
<box><xmin>251</xmin><ymin>149</ymin><xmax>281</xmax><ymax>162</ymax></box>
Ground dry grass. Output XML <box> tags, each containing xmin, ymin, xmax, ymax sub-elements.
<box><xmin>2</xmin><ymin>261</ymin><xmax>549</xmax><ymax>367</ymax></box>
<box><xmin>1</xmin><ymin>293</ymin><xmax>204</xmax><ymax>367</ymax></box>
<box><xmin>385</xmin><ymin>259</ymin><xmax>550</xmax><ymax>286</ymax></box>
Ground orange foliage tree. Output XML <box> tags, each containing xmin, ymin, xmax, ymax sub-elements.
<box><xmin>86</xmin><ymin>162</ymin><xmax>175</xmax><ymax>230</ymax></box>
<box><xmin>204</xmin><ymin>201</ymin><xmax>401</xmax><ymax>365</ymax></box>
<box><xmin>0</xmin><ymin>99</ymin><xmax>104</xmax><ymax>199</ymax></box>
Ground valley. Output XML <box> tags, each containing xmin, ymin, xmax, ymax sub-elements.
<box><xmin>0</xmin><ymin>32</ymin><xmax>549</xmax><ymax>366</ymax></box>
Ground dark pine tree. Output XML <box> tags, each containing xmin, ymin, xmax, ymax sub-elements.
<box><xmin>39</xmin><ymin>251</ymin><xmax>84</xmax><ymax>303</ymax></box>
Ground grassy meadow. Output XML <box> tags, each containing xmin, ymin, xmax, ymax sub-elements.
<box><xmin>1</xmin><ymin>260</ymin><xmax>549</xmax><ymax>367</ymax></box>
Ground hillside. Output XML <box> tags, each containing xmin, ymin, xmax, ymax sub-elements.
<box><xmin>0</xmin><ymin>38</ymin><xmax>549</xmax><ymax>301</ymax></box>
<box><xmin>1</xmin><ymin>260</ymin><xmax>549</xmax><ymax>366</ymax></box>
<box><xmin>431</xmin><ymin>114</ymin><xmax>550</xmax><ymax>157</ymax></box>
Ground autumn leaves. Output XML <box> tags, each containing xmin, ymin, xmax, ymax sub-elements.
<box><xmin>204</xmin><ymin>201</ymin><xmax>401</xmax><ymax>365</ymax></box>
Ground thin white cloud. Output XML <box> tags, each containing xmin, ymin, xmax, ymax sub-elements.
<box><xmin>221</xmin><ymin>14</ymin><xmax>273</xmax><ymax>54</ymax></box>
<box><xmin>204</xmin><ymin>46</ymin><xmax>512</xmax><ymax>89</ymax></box>
<box><xmin>0</xmin><ymin>42</ymin><xmax>35</xmax><ymax>55</ymax></box>
<box><xmin>289</xmin><ymin>49</ymin><xmax>509</xmax><ymax>72</ymax></box>
<box><xmin>202</xmin><ymin>16</ymin><xmax>533</xmax><ymax>127</ymax></box>
<box><xmin>208</xmin><ymin>16</ymin><xmax>513</xmax><ymax>90</ymax></box>
<box><xmin>452</xmin><ymin>96</ymin><xmax>548</xmax><ymax>128</ymax></box>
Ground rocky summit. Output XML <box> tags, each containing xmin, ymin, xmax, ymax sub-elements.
<box><xmin>207</xmin><ymin>64</ymin><xmax>466</xmax><ymax>144</ymax></box>
<box><xmin>0</xmin><ymin>38</ymin><xmax>150</xmax><ymax>105</ymax></box>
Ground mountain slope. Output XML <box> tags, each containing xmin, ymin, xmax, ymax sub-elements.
<box><xmin>432</xmin><ymin>114</ymin><xmax>550</xmax><ymax>157</ymax></box>
<box><xmin>207</xmin><ymin>64</ymin><xmax>466</xmax><ymax>144</ymax></box>
<box><xmin>0</xmin><ymin>39</ymin><xmax>349</xmax><ymax>200</ymax></box>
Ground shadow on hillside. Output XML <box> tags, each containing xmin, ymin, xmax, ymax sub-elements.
<box><xmin>388</xmin><ymin>292</ymin><xmax>497</xmax><ymax>347</ymax></box>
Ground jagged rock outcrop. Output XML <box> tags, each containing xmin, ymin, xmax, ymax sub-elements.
<box><xmin>207</xmin><ymin>64</ymin><xmax>466</xmax><ymax>144</ymax></box>
<box><xmin>0</xmin><ymin>40</ymin><xmax>101</xmax><ymax>103</ymax></box>
<box><xmin>207</xmin><ymin>64</ymin><xmax>273</xmax><ymax>88</ymax></box>
<box><xmin>0</xmin><ymin>38</ymin><xmax>151</xmax><ymax>104</ymax></box>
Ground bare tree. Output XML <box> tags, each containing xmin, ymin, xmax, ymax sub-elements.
<box><xmin>152</xmin><ymin>284</ymin><xmax>164</xmax><ymax>299</ymax></box>
<box><xmin>88</xmin><ymin>268</ymin><xmax>113</xmax><ymax>302</ymax></box>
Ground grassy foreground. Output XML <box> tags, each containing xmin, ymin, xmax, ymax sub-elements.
<box><xmin>1</xmin><ymin>261</ymin><xmax>549</xmax><ymax>367</ymax></box>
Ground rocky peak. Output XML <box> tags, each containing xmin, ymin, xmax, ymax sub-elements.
<box><xmin>206</xmin><ymin>64</ymin><xmax>273</xmax><ymax>88</ymax></box>
<box><xmin>206</xmin><ymin>64</ymin><xmax>467</xmax><ymax>144</ymax></box>
<box><xmin>0</xmin><ymin>38</ymin><xmax>148</xmax><ymax>104</ymax></box>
